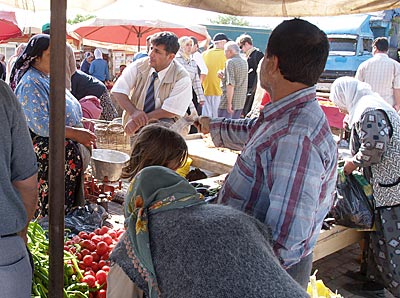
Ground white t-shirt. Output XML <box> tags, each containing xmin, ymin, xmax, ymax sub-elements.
<box><xmin>112</xmin><ymin>58</ymin><xmax>192</xmax><ymax>117</ymax></box>
<box><xmin>192</xmin><ymin>51</ymin><xmax>208</xmax><ymax>75</ymax></box>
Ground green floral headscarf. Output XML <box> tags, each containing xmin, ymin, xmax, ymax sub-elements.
<box><xmin>124</xmin><ymin>166</ymin><xmax>206</xmax><ymax>298</ymax></box>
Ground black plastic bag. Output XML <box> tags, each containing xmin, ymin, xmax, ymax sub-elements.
<box><xmin>330</xmin><ymin>170</ymin><xmax>375</xmax><ymax>229</ymax></box>
<box><xmin>39</xmin><ymin>203</ymin><xmax>108</xmax><ymax>236</ymax></box>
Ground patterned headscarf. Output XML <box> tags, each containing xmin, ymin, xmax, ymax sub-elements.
<box><xmin>124</xmin><ymin>166</ymin><xmax>206</xmax><ymax>298</ymax></box>
<box><xmin>9</xmin><ymin>34</ymin><xmax>50</xmax><ymax>90</ymax></box>
<box><xmin>330</xmin><ymin>76</ymin><xmax>394</xmax><ymax>128</ymax></box>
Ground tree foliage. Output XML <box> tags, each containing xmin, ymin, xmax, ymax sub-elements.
<box><xmin>67</xmin><ymin>14</ymin><xmax>96</xmax><ymax>25</ymax></box>
<box><xmin>209</xmin><ymin>15</ymin><xmax>250</xmax><ymax>26</ymax></box>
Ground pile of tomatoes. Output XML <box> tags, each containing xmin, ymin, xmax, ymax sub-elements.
<box><xmin>64</xmin><ymin>225</ymin><xmax>125</xmax><ymax>298</ymax></box>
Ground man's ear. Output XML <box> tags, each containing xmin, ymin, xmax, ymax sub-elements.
<box><xmin>270</xmin><ymin>55</ymin><xmax>279</xmax><ymax>74</ymax></box>
<box><xmin>168</xmin><ymin>53</ymin><xmax>176</xmax><ymax>61</ymax></box>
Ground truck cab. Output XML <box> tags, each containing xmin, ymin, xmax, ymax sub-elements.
<box><xmin>309</xmin><ymin>15</ymin><xmax>374</xmax><ymax>92</ymax></box>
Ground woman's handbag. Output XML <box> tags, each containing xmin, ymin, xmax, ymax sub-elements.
<box><xmin>330</xmin><ymin>168</ymin><xmax>375</xmax><ymax>229</ymax></box>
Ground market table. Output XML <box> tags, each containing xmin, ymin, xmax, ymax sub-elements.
<box><xmin>186</xmin><ymin>135</ymin><xmax>364</xmax><ymax>263</ymax></box>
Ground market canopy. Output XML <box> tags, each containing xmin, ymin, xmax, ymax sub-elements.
<box><xmin>0</xmin><ymin>0</ymin><xmax>115</xmax><ymax>11</ymax></box>
<box><xmin>0</xmin><ymin>11</ymin><xmax>22</xmax><ymax>42</ymax></box>
<box><xmin>158</xmin><ymin>0</ymin><xmax>400</xmax><ymax>17</ymax></box>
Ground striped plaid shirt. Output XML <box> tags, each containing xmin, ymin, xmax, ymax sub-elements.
<box><xmin>212</xmin><ymin>86</ymin><xmax>338</xmax><ymax>268</ymax></box>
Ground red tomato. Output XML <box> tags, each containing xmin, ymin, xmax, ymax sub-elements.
<box><xmin>91</xmin><ymin>252</ymin><xmax>100</xmax><ymax>263</ymax></box>
<box><xmin>98</xmin><ymin>260</ymin><xmax>106</xmax><ymax>268</ymax></box>
<box><xmin>84</xmin><ymin>269</ymin><xmax>95</xmax><ymax>277</ymax></box>
<box><xmin>91</xmin><ymin>262</ymin><xmax>100</xmax><ymax>272</ymax></box>
<box><xmin>102</xmin><ymin>234</ymin><xmax>113</xmax><ymax>245</ymax></box>
<box><xmin>94</xmin><ymin>228</ymin><xmax>101</xmax><ymax>235</ymax></box>
<box><xmin>107</xmin><ymin>230</ymin><xmax>117</xmax><ymax>239</ymax></box>
<box><xmin>83</xmin><ymin>254</ymin><xmax>94</xmax><ymax>267</ymax></box>
<box><xmin>76</xmin><ymin>252</ymin><xmax>83</xmax><ymax>261</ymax></box>
<box><xmin>96</xmin><ymin>241</ymin><xmax>109</xmax><ymax>256</ymax></box>
<box><xmin>100</xmin><ymin>226</ymin><xmax>109</xmax><ymax>235</ymax></box>
<box><xmin>78</xmin><ymin>261</ymin><xmax>86</xmax><ymax>270</ymax></box>
<box><xmin>95</xmin><ymin>270</ymin><xmax>107</xmax><ymax>285</ymax></box>
<box><xmin>89</xmin><ymin>232</ymin><xmax>96</xmax><ymax>239</ymax></box>
<box><xmin>82</xmin><ymin>274</ymin><xmax>96</xmax><ymax>288</ymax></box>
<box><xmin>100</xmin><ymin>252</ymin><xmax>109</xmax><ymax>261</ymax></box>
<box><xmin>64</xmin><ymin>245</ymin><xmax>69</xmax><ymax>251</ymax></box>
<box><xmin>101</xmin><ymin>265</ymin><xmax>110</xmax><ymax>273</ymax></box>
<box><xmin>80</xmin><ymin>248</ymin><xmax>91</xmax><ymax>257</ymax></box>
<box><xmin>81</xmin><ymin>239</ymin><xmax>97</xmax><ymax>252</ymax></box>
<box><xmin>78</xmin><ymin>231</ymin><xmax>89</xmax><ymax>239</ymax></box>
<box><xmin>97</xmin><ymin>289</ymin><xmax>107</xmax><ymax>298</ymax></box>
<box><xmin>91</xmin><ymin>235</ymin><xmax>102</xmax><ymax>244</ymax></box>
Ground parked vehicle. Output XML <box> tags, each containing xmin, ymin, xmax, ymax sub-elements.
<box><xmin>312</xmin><ymin>11</ymin><xmax>400</xmax><ymax>92</ymax></box>
<box><xmin>311</xmin><ymin>15</ymin><xmax>374</xmax><ymax>92</ymax></box>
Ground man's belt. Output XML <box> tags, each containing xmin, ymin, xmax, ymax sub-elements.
<box><xmin>0</xmin><ymin>233</ymin><xmax>17</xmax><ymax>239</ymax></box>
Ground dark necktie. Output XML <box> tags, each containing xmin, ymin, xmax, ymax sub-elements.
<box><xmin>143</xmin><ymin>72</ymin><xmax>158</xmax><ymax>113</ymax></box>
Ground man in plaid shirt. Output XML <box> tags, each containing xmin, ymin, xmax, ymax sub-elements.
<box><xmin>195</xmin><ymin>19</ymin><xmax>338</xmax><ymax>289</ymax></box>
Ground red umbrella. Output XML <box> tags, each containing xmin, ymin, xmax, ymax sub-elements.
<box><xmin>0</xmin><ymin>11</ymin><xmax>22</xmax><ymax>42</ymax></box>
<box><xmin>69</xmin><ymin>17</ymin><xmax>209</xmax><ymax>51</ymax></box>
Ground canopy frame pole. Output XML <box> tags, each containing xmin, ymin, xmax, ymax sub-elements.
<box><xmin>48</xmin><ymin>0</ymin><xmax>66</xmax><ymax>297</ymax></box>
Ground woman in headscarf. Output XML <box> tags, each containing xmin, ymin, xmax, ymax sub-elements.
<box><xmin>11</xmin><ymin>34</ymin><xmax>96</xmax><ymax>217</ymax></box>
<box><xmin>107</xmin><ymin>166</ymin><xmax>308</xmax><ymax>298</ymax></box>
<box><xmin>5</xmin><ymin>43</ymin><xmax>26</xmax><ymax>84</ymax></box>
<box><xmin>330</xmin><ymin>76</ymin><xmax>400</xmax><ymax>297</ymax></box>
<box><xmin>175</xmin><ymin>36</ymin><xmax>205</xmax><ymax>121</ymax></box>
<box><xmin>89</xmin><ymin>48</ymin><xmax>110</xmax><ymax>84</ymax></box>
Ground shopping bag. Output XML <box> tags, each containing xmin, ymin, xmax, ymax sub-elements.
<box><xmin>330</xmin><ymin>168</ymin><xmax>375</xmax><ymax>229</ymax></box>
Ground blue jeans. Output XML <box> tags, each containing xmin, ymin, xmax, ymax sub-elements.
<box><xmin>286</xmin><ymin>253</ymin><xmax>313</xmax><ymax>289</ymax></box>
<box><xmin>0</xmin><ymin>235</ymin><xmax>32</xmax><ymax>298</ymax></box>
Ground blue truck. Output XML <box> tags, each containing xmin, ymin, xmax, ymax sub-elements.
<box><xmin>313</xmin><ymin>11</ymin><xmax>400</xmax><ymax>92</ymax></box>
<box><xmin>312</xmin><ymin>14</ymin><xmax>375</xmax><ymax>91</ymax></box>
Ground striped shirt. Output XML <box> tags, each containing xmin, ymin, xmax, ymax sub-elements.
<box><xmin>211</xmin><ymin>86</ymin><xmax>338</xmax><ymax>268</ymax></box>
<box><xmin>356</xmin><ymin>53</ymin><xmax>400</xmax><ymax>106</ymax></box>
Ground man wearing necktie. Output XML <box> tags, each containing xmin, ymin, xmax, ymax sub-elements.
<box><xmin>111</xmin><ymin>32</ymin><xmax>192</xmax><ymax>136</ymax></box>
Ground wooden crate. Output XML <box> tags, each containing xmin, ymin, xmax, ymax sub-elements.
<box><xmin>313</xmin><ymin>225</ymin><xmax>364</xmax><ymax>262</ymax></box>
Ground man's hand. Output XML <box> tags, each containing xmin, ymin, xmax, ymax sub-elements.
<box><xmin>125</xmin><ymin>110</ymin><xmax>148</xmax><ymax>136</ymax></box>
<box><xmin>217</xmin><ymin>70</ymin><xmax>224</xmax><ymax>79</ymax></box>
<box><xmin>343</xmin><ymin>160</ymin><xmax>357</xmax><ymax>175</ymax></box>
<box><xmin>227</xmin><ymin>103</ymin><xmax>234</xmax><ymax>114</ymax></box>
<box><xmin>194</xmin><ymin>116</ymin><xmax>211</xmax><ymax>134</ymax></box>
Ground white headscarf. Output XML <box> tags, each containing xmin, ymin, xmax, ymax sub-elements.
<box><xmin>330</xmin><ymin>76</ymin><xmax>394</xmax><ymax>128</ymax></box>
<box><xmin>94</xmin><ymin>49</ymin><xmax>103</xmax><ymax>60</ymax></box>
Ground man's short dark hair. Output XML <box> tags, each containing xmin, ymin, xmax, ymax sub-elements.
<box><xmin>373</xmin><ymin>37</ymin><xmax>389</xmax><ymax>52</ymax></box>
<box><xmin>190</xmin><ymin>36</ymin><xmax>198</xmax><ymax>46</ymax></box>
<box><xmin>150</xmin><ymin>32</ymin><xmax>179</xmax><ymax>54</ymax></box>
<box><xmin>266</xmin><ymin>18</ymin><xmax>329</xmax><ymax>86</ymax></box>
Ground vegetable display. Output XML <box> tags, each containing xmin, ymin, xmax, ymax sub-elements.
<box><xmin>28</xmin><ymin>221</ymin><xmax>124</xmax><ymax>298</ymax></box>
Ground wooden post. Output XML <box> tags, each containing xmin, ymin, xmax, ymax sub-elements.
<box><xmin>48</xmin><ymin>0</ymin><xmax>66</xmax><ymax>297</ymax></box>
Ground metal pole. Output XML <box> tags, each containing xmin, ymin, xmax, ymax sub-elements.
<box><xmin>48</xmin><ymin>0</ymin><xmax>66</xmax><ymax>297</ymax></box>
